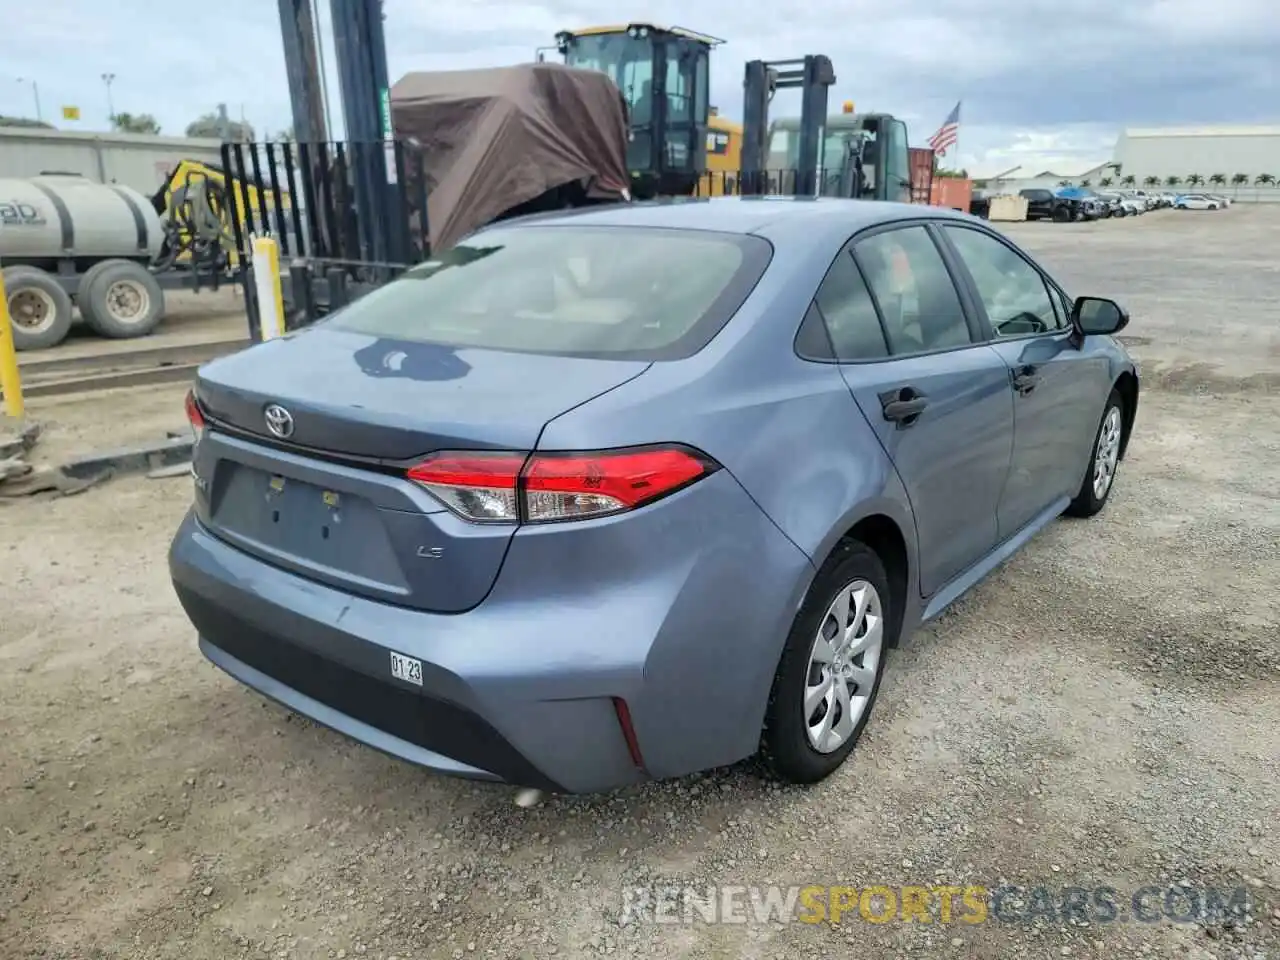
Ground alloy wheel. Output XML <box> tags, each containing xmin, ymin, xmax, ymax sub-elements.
<box><xmin>1093</xmin><ymin>406</ymin><xmax>1122</xmax><ymax>500</ymax></box>
<box><xmin>804</xmin><ymin>579</ymin><xmax>884</xmax><ymax>754</ymax></box>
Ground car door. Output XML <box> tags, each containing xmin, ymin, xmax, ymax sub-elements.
<box><xmin>1020</xmin><ymin>191</ymin><xmax>1048</xmax><ymax>219</ymax></box>
<box><xmin>938</xmin><ymin>223</ymin><xmax>1114</xmax><ymax>539</ymax></box>
<box><xmin>808</xmin><ymin>222</ymin><xmax>1015</xmax><ymax>597</ymax></box>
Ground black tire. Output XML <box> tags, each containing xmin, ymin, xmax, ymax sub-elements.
<box><xmin>1065</xmin><ymin>388</ymin><xmax>1125</xmax><ymax>518</ymax></box>
<box><xmin>80</xmin><ymin>260</ymin><xmax>165</xmax><ymax>339</ymax></box>
<box><xmin>1052</xmin><ymin>205</ymin><xmax>1071</xmax><ymax>223</ymax></box>
<box><xmin>3</xmin><ymin>266</ymin><xmax>74</xmax><ymax>351</ymax></box>
<box><xmin>759</xmin><ymin>540</ymin><xmax>894</xmax><ymax>784</ymax></box>
<box><xmin>74</xmin><ymin>259</ymin><xmax>119</xmax><ymax>331</ymax></box>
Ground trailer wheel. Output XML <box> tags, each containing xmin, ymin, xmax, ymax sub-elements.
<box><xmin>74</xmin><ymin>259</ymin><xmax>118</xmax><ymax>330</ymax></box>
<box><xmin>3</xmin><ymin>266</ymin><xmax>75</xmax><ymax>351</ymax></box>
<box><xmin>80</xmin><ymin>260</ymin><xmax>165</xmax><ymax>340</ymax></box>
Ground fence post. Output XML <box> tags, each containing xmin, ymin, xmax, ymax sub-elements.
<box><xmin>251</xmin><ymin>235</ymin><xmax>287</xmax><ymax>341</ymax></box>
<box><xmin>0</xmin><ymin>265</ymin><xmax>25</xmax><ymax>419</ymax></box>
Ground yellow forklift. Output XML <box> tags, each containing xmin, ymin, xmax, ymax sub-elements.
<box><xmin>552</xmin><ymin>24</ymin><xmax>724</xmax><ymax>198</ymax></box>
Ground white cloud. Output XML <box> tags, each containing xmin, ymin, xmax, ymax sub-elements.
<box><xmin>1</xmin><ymin>0</ymin><xmax>1276</xmax><ymax>176</ymax></box>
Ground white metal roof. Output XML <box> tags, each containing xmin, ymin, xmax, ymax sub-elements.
<box><xmin>1123</xmin><ymin>125</ymin><xmax>1280</xmax><ymax>139</ymax></box>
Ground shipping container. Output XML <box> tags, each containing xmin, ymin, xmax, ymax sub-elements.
<box><xmin>908</xmin><ymin>147</ymin><xmax>934</xmax><ymax>204</ymax></box>
<box><xmin>930</xmin><ymin>177</ymin><xmax>972</xmax><ymax>212</ymax></box>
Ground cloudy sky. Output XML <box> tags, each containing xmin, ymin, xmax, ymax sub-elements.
<box><xmin>4</xmin><ymin>0</ymin><xmax>1278</xmax><ymax>177</ymax></box>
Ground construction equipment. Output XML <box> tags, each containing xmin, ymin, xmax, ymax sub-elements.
<box><xmin>740</xmin><ymin>56</ymin><xmax>837</xmax><ymax>197</ymax></box>
<box><xmin>763</xmin><ymin>109</ymin><xmax>914</xmax><ymax>202</ymax></box>
<box><xmin>390</xmin><ymin>63</ymin><xmax>631</xmax><ymax>252</ymax></box>
<box><xmin>554</xmin><ymin>23</ymin><xmax>724</xmax><ymax>198</ymax></box>
<box><xmin>703</xmin><ymin>109</ymin><xmax>743</xmax><ymax>195</ymax></box>
<box><xmin>0</xmin><ymin>163</ymin><xmax>283</xmax><ymax>351</ymax></box>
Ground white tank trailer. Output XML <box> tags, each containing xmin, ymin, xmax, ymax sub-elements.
<box><xmin>0</xmin><ymin>174</ymin><xmax>171</xmax><ymax>350</ymax></box>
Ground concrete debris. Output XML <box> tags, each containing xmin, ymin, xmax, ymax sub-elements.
<box><xmin>0</xmin><ymin>419</ymin><xmax>113</xmax><ymax>498</ymax></box>
<box><xmin>147</xmin><ymin>462</ymin><xmax>194</xmax><ymax>480</ymax></box>
<box><xmin>0</xmin><ymin>421</ymin><xmax>42</xmax><ymax>460</ymax></box>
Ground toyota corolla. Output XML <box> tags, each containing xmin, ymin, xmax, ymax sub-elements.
<box><xmin>170</xmin><ymin>197</ymin><xmax>1138</xmax><ymax>794</ymax></box>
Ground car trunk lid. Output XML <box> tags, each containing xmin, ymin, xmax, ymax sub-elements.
<box><xmin>192</xmin><ymin>328</ymin><xmax>649</xmax><ymax>612</ymax></box>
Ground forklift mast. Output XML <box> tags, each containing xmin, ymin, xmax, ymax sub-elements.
<box><xmin>740</xmin><ymin>56</ymin><xmax>836</xmax><ymax>197</ymax></box>
<box><xmin>555</xmin><ymin>24</ymin><xmax>723</xmax><ymax>199</ymax></box>
<box><xmin>277</xmin><ymin>0</ymin><xmax>407</xmax><ymax>264</ymax></box>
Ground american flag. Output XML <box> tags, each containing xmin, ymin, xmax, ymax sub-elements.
<box><xmin>928</xmin><ymin>101</ymin><xmax>961</xmax><ymax>156</ymax></box>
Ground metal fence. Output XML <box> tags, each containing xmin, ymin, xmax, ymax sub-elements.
<box><xmin>693</xmin><ymin>168</ymin><xmax>876</xmax><ymax>198</ymax></box>
<box><xmin>220</xmin><ymin>139</ymin><xmax>432</xmax><ymax>336</ymax></box>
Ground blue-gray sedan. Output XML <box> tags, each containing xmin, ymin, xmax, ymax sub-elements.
<box><xmin>170</xmin><ymin>197</ymin><xmax>1139</xmax><ymax>794</ymax></box>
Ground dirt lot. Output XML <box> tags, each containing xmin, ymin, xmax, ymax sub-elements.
<box><xmin>17</xmin><ymin>287</ymin><xmax>248</xmax><ymax>367</ymax></box>
<box><xmin>2</xmin><ymin>205</ymin><xmax>1277</xmax><ymax>960</ymax></box>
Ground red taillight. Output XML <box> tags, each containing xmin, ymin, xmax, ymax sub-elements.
<box><xmin>613</xmin><ymin>697</ymin><xmax>646</xmax><ymax>769</ymax></box>
<box><xmin>406</xmin><ymin>452</ymin><xmax>525</xmax><ymax>523</ymax></box>
<box><xmin>406</xmin><ymin>445</ymin><xmax>716</xmax><ymax>524</ymax></box>
<box><xmin>185</xmin><ymin>389</ymin><xmax>206</xmax><ymax>440</ymax></box>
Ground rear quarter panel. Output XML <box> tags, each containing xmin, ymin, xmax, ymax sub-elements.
<box><xmin>536</xmin><ymin>233</ymin><xmax>923</xmax><ymax>713</ymax></box>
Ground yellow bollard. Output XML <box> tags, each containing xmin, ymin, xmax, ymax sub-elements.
<box><xmin>0</xmin><ymin>267</ymin><xmax>24</xmax><ymax>419</ymax></box>
<box><xmin>250</xmin><ymin>234</ymin><xmax>287</xmax><ymax>341</ymax></box>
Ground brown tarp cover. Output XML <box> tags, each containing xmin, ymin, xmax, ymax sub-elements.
<box><xmin>391</xmin><ymin>62</ymin><xmax>632</xmax><ymax>252</ymax></box>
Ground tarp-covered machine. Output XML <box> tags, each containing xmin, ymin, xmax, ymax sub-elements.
<box><xmin>390</xmin><ymin>62</ymin><xmax>633</xmax><ymax>252</ymax></box>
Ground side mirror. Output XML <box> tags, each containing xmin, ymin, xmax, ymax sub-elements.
<box><xmin>1071</xmin><ymin>296</ymin><xmax>1129</xmax><ymax>337</ymax></box>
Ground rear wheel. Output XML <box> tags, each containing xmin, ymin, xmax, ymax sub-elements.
<box><xmin>1052</xmin><ymin>206</ymin><xmax>1071</xmax><ymax>223</ymax></box>
<box><xmin>3</xmin><ymin>266</ymin><xmax>74</xmax><ymax>351</ymax></box>
<box><xmin>74</xmin><ymin>259</ymin><xmax>117</xmax><ymax>330</ymax></box>
<box><xmin>1065</xmin><ymin>389</ymin><xmax>1125</xmax><ymax>518</ymax></box>
<box><xmin>80</xmin><ymin>260</ymin><xmax>165</xmax><ymax>339</ymax></box>
<box><xmin>760</xmin><ymin>541</ymin><xmax>893</xmax><ymax>784</ymax></box>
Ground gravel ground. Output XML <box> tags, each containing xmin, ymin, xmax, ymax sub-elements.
<box><xmin>1</xmin><ymin>205</ymin><xmax>1277</xmax><ymax>960</ymax></box>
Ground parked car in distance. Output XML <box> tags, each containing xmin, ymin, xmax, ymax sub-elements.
<box><xmin>968</xmin><ymin>190</ymin><xmax>991</xmax><ymax>219</ymax></box>
<box><xmin>1054</xmin><ymin>188</ymin><xmax>1106</xmax><ymax>221</ymax></box>
<box><xmin>1204</xmin><ymin>193</ymin><xmax>1232</xmax><ymax>207</ymax></box>
<box><xmin>1098</xmin><ymin>192</ymin><xmax>1144</xmax><ymax>216</ymax></box>
<box><xmin>1175</xmin><ymin>194</ymin><xmax>1222</xmax><ymax>210</ymax></box>
<box><xmin>1093</xmin><ymin>192</ymin><xmax>1126</xmax><ymax>217</ymax></box>
<box><xmin>170</xmin><ymin>197</ymin><xmax>1140</xmax><ymax>795</ymax></box>
<box><xmin>1119</xmin><ymin>190</ymin><xmax>1154</xmax><ymax>209</ymax></box>
<box><xmin>1019</xmin><ymin>188</ymin><xmax>1074</xmax><ymax>221</ymax></box>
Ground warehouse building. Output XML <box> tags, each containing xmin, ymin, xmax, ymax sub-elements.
<box><xmin>1113</xmin><ymin>125</ymin><xmax>1280</xmax><ymax>182</ymax></box>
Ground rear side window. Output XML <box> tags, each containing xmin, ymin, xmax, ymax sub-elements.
<box><xmin>812</xmin><ymin>252</ymin><xmax>888</xmax><ymax>360</ymax></box>
<box><xmin>325</xmin><ymin>225</ymin><xmax>772</xmax><ymax>361</ymax></box>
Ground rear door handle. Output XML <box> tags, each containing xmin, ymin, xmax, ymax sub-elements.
<box><xmin>880</xmin><ymin>387</ymin><xmax>929</xmax><ymax>425</ymax></box>
<box><xmin>1011</xmin><ymin>365</ymin><xmax>1040</xmax><ymax>394</ymax></box>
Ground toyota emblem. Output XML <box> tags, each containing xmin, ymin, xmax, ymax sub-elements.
<box><xmin>263</xmin><ymin>404</ymin><xmax>295</xmax><ymax>439</ymax></box>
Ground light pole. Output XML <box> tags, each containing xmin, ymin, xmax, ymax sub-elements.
<box><xmin>15</xmin><ymin>77</ymin><xmax>42</xmax><ymax>122</ymax></box>
<box><xmin>101</xmin><ymin>72</ymin><xmax>116</xmax><ymax>123</ymax></box>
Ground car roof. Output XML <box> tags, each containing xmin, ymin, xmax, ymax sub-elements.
<box><xmin>491</xmin><ymin>196</ymin><xmax>974</xmax><ymax>245</ymax></box>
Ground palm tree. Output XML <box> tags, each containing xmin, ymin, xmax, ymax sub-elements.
<box><xmin>1165</xmin><ymin>175</ymin><xmax>1182</xmax><ymax>187</ymax></box>
<box><xmin>1121</xmin><ymin>175</ymin><xmax>1136</xmax><ymax>187</ymax></box>
<box><xmin>1231</xmin><ymin>173</ymin><xmax>1249</xmax><ymax>197</ymax></box>
<box><xmin>1185</xmin><ymin>174</ymin><xmax>1204</xmax><ymax>187</ymax></box>
<box><xmin>1080</xmin><ymin>179</ymin><xmax>1093</xmax><ymax>188</ymax></box>
<box><xmin>1058</xmin><ymin>180</ymin><xmax>1072</xmax><ymax>188</ymax></box>
<box><xmin>1143</xmin><ymin>175</ymin><xmax>1160</xmax><ymax>187</ymax></box>
<box><xmin>1209</xmin><ymin>173</ymin><xmax>1226</xmax><ymax>189</ymax></box>
<box><xmin>1256</xmin><ymin>173</ymin><xmax>1277</xmax><ymax>187</ymax></box>
<box><xmin>1099</xmin><ymin>177</ymin><xmax>1113</xmax><ymax>187</ymax></box>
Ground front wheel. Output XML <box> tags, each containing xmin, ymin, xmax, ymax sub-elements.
<box><xmin>759</xmin><ymin>541</ymin><xmax>893</xmax><ymax>784</ymax></box>
<box><xmin>1065</xmin><ymin>389</ymin><xmax>1125</xmax><ymax>518</ymax></box>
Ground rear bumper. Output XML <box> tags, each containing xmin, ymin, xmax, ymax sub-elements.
<box><xmin>169</xmin><ymin>469</ymin><xmax>813</xmax><ymax>793</ymax></box>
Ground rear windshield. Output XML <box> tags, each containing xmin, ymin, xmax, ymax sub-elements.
<box><xmin>324</xmin><ymin>225</ymin><xmax>772</xmax><ymax>361</ymax></box>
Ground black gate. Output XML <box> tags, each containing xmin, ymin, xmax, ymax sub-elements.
<box><xmin>220</xmin><ymin>139</ymin><xmax>431</xmax><ymax>337</ymax></box>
